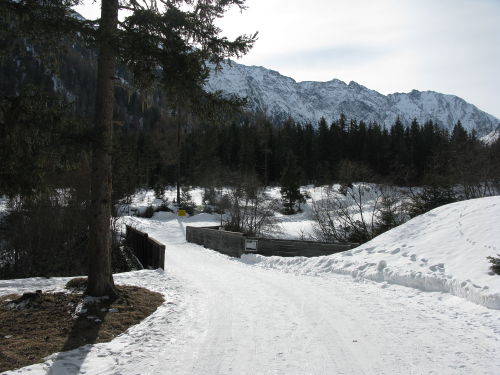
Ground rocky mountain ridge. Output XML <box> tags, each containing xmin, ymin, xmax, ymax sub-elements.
<box><xmin>206</xmin><ymin>61</ymin><xmax>499</xmax><ymax>136</ymax></box>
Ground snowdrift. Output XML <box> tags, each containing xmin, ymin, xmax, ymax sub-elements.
<box><xmin>242</xmin><ymin>196</ymin><xmax>500</xmax><ymax>309</ymax></box>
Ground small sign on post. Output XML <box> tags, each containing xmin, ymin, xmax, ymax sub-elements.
<box><xmin>245</xmin><ymin>239</ymin><xmax>258</xmax><ymax>252</ymax></box>
<box><xmin>178</xmin><ymin>209</ymin><xmax>186</xmax><ymax>217</ymax></box>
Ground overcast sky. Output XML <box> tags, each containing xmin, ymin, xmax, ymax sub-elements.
<box><xmin>75</xmin><ymin>0</ymin><xmax>500</xmax><ymax>118</ymax></box>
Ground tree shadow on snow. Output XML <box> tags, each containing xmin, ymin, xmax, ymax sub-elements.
<box><xmin>46</xmin><ymin>308</ymin><xmax>109</xmax><ymax>375</ymax></box>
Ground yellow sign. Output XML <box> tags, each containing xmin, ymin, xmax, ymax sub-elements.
<box><xmin>178</xmin><ymin>209</ymin><xmax>186</xmax><ymax>217</ymax></box>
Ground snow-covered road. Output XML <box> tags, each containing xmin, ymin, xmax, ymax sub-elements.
<box><xmin>3</xmin><ymin>212</ymin><xmax>499</xmax><ymax>375</ymax></box>
<box><xmin>161</xmin><ymin>244</ymin><xmax>498</xmax><ymax>375</ymax></box>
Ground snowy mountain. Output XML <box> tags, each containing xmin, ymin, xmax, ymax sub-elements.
<box><xmin>206</xmin><ymin>61</ymin><xmax>500</xmax><ymax>136</ymax></box>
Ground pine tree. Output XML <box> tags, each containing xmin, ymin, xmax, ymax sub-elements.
<box><xmin>3</xmin><ymin>0</ymin><xmax>256</xmax><ymax>296</ymax></box>
<box><xmin>316</xmin><ymin>117</ymin><xmax>331</xmax><ymax>182</ymax></box>
<box><xmin>408</xmin><ymin>186</ymin><xmax>458</xmax><ymax>218</ymax></box>
<box><xmin>375</xmin><ymin>195</ymin><xmax>401</xmax><ymax>235</ymax></box>
<box><xmin>280</xmin><ymin>153</ymin><xmax>304</xmax><ymax>215</ymax></box>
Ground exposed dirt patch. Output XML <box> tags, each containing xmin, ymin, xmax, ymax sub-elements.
<box><xmin>0</xmin><ymin>283</ymin><xmax>164</xmax><ymax>373</ymax></box>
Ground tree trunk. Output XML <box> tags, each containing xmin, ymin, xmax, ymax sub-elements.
<box><xmin>86</xmin><ymin>0</ymin><xmax>119</xmax><ymax>298</ymax></box>
<box><xmin>176</xmin><ymin>120</ymin><xmax>181</xmax><ymax>206</ymax></box>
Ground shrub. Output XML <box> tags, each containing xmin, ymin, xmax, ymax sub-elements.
<box><xmin>487</xmin><ymin>256</ymin><xmax>500</xmax><ymax>275</ymax></box>
<box><xmin>179</xmin><ymin>187</ymin><xmax>196</xmax><ymax>216</ymax></box>
<box><xmin>312</xmin><ymin>184</ymin><xmax>407</xmax><ymax>244</ymax></box>
<box><xmin>407</xmin><ymin>186</ymin><xmax>459</xmax><ymax>218</ymax></box>
<box><xmin>312</xmin><ymin>184</ymin><xmax>381</xmax><ymax>243</ymax></box>
<box><xmin>0</xmin><ymin>195</ymin><xmax>88</xmax><ymax>279</ymax></box>
<box><xmin>223</xmin><ymin>176</ymin><xmax>281</xmax><ymax>237</ymax></box>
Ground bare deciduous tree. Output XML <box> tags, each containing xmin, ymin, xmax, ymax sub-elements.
<box><xmin>312</xmin><ymin>183</ymin><xmax>393</xmax><ymax>243</ymax></box>
<box><xmin>223</xmin><ymin>176</ymin><xmax>281</xmax><ymax>237</ymax></box>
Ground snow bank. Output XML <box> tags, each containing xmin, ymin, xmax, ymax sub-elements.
<box><xmin>242</xmin><ymin>196</ymin><xmax>500</xmax><ymax>309</ymax></box>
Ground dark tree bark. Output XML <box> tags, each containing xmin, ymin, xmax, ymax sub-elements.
<box><xmin>86</xmin><ymin>0</ymin><xmax>119</xmax><ymax>298</ymax></box>
<box><xmin>177</xmin><ymin>119</ymin><xmax>181</xmax><ymax>206</ymax></box>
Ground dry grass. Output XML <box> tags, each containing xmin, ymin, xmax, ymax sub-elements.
<box><xmin>0</xmin><ymin>283</ymin><xmax>164</xmax><ymax>373</ymax></box>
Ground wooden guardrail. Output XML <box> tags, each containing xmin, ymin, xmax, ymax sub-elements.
<box><xmin>125</xmin><ymin>225</ymin><xmax>165</xmax><ymax>269</ymax></box>
<box><xmin>186</xmin><ymin>226</ymin><xmax>358</xmax><ymax>258</ymax></box>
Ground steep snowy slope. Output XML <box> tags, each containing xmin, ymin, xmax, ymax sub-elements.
<box><xmin>481</xmin><ymin>129</ymin><xmax>500</xmax><ymax>145</ymax></box>
<box><xmin>206</xmin><ymin>61</ymin><xmax>499</xmax><ymax>135</ymax></box>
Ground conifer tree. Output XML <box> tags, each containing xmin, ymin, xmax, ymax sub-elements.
<box><xmin>3</xmin><ymin>0</ymin><xmax>256</xmax><ymax>296</ymax></box>
<box><xmin>280</xmin><ymin>153</ymin><xmax>304</xmax><ymax>215</ymax></box>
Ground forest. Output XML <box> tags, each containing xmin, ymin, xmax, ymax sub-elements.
<box><xmin>1</xmin><ymin>4</ymin><xmax>499</xmax><ymax>280</ymax></box>
<box><xmin>121</xmin><ymin>112</ymin><xmax>500</xmax><ymax>193</ymax></box>
<box><xmin>2</xmin><ymin>84</ymin><xmax>499</xmax><ymax>279</ymax></box>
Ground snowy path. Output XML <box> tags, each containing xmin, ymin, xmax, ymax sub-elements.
<box><xmin>2</xmin><ymin>213</ymin><xmax>500</xmax><ymax>374</ymax></box>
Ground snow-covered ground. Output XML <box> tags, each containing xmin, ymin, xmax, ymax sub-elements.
<box><xmin>115</xmin><ymin>187</ymin><xmax>206</xmax><ymax>216</ymax></box>
<box><xmin>117</xmin><ymin>184</ymin><xmax>402</xmax><ymax>240</ymax></box>
<box><xmin>244</xmin><ymin>196</ymin><xmax>500</xmax><ymax>309</ymax></box>
<box><xmin>1</xmin><ymin>197</ymin><xmax>499</xmax><ymax>374</ymax></box>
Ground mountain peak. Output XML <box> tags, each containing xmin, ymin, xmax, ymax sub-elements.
<box><xmin>348</xmin><ymin>80</ymin><xmax>363</xmax><ymax>89</ymax></box>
